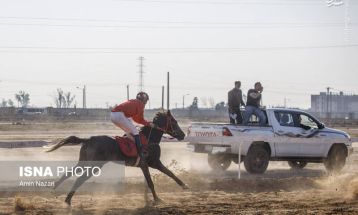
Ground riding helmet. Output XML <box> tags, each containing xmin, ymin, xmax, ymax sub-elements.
<box><xmin>136</xmin><ymin>92</ymin><xmax>149</xmax><ymax>103</ymax></box>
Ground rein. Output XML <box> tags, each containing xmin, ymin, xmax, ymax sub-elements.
<box><xmin>146</xmin><ymin>115</ymin><xmax>176</xmax><ymax>144</ymax></box>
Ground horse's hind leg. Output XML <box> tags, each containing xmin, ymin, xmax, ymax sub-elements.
<box><xmin>54</xmin><ymin>146</ymin><xmax>88</xmax><ymax>189</ymax></box>
<box><xmin>152</xmin><ymin>160</ymin><xmax>188</xmax><ymax>189</ymax></box>
<box><xmin>54</xmin><ymin>161</ymin><xmax>84</xmax><ymax>189</ymax></box>
<box><xmin>65</xmin><ymin>163</ymin><xmax>103</xmax><ymax>206</ymax></box>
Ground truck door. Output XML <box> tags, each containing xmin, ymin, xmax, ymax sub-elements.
<box><xmin>291</xmin><ymin>113</ymin><xmax>325</xmax><ymax>157</ymax></box>
<box><xmin>273</xmin><ymin>111</ymin><xmax>302</xmax><ymax>156</ymax></box>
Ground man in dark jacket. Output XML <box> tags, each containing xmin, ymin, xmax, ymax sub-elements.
<box><xmin>243</xmin><ymin>82</ymin><xmax>266</xmax><ymax>126</ymax></box>
<box><xmin>228</xmin><ymin>81</ymin><xmax>245</xmax><ymax>124</ymax></box>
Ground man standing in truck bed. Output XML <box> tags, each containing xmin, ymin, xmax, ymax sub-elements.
<box><xmin>243</xmin><ymin>82</ymin><xmax>266</xmax><ymax>126</ymax></box>
<box><xmin>228</xmin><ymin>81</ymin><xmax>246</xmax><ymax>124</ymax></box>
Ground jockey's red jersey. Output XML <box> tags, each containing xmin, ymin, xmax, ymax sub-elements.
<box><xmin>111</xmin><ymin>99</ymin><xmax>150</xmax><ymax>126</ymax></box>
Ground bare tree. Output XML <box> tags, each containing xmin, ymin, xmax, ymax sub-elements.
<box><xmin>53</xmin><ymin>89</ymin><xmax>65</xmax><ymax>108</ymax></box>
<box><xmin>64</xmin><ymin>92</ymin><xmax>75</xmax><ymax>108</ymax></box>
<box><xmin>53</xmin><ymin>89</ymin><xmax>76</xmax><ymax>108</ymax></box>
<box><xmin>15</xmin><ymin>91</ymin><xmax>30</xmax><ymax>108</ymax></box>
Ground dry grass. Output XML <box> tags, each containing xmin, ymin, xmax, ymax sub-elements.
<box><xmin>14</xmin><ymin>197</ymin><xmax>35</xmax><ymax>212</ymax></box>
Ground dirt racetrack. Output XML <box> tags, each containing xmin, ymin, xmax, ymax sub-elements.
<box><xmin>2</xmin><ymin>168</ymin><xmax>358</xmax><ymax>214</ymax></box>
<box><xmin>0</xmin><ymin>122</ymin><xmax>358</xmax><ymax>214</ymax></box>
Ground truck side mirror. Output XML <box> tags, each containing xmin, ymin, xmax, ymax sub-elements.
<box><xmin>319</xmin><ymin>123</ymin><xmax>325</xmax><ymax>129</ymax></box>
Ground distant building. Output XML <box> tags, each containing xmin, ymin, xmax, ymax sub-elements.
<box><xmin>311</xmin><ymin>92</ymin><xmax>358</xmax><ymax>120</ymax></box>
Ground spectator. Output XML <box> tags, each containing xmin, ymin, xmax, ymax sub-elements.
<box><xmin>228</xmin><ymin>81</ymin><xmax>245</xmax><ymax>124</ymax></box>
<box><xmin>243</xmin><ymin>82</ymin><xmax>266</xmax><ymax>126</ymax></box>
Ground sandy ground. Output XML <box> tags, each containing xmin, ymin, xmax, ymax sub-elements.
<box><xmin>0</xmin><ymin>122</ymin><xmax>358</xmax><ymax>214</ymax></box>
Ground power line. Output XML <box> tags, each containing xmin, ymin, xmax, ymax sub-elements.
<box><xmin>0</xmin><ymin>16</ymin><xmax>355</xmax><ymax>27</ymax></box>
<box><xmin>0</xmin><ymin>44</ymin><xmax>357</xmax><ymax>54</ymax></box>
<box><xmin>1</xmin><ymin>78</ymin><xmax>135</xmax><ymax>87</ymax></box>
<box><xmin>0</xmin><ymin>22</ymin><xmax>356</xmax><ymax>29</ymax></box>
<box><xmin>112</xmin><ymin>0</ymin><xmax>326</xmax><ymax>5</ymax></box>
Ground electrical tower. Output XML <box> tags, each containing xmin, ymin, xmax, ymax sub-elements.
<box><xmin>138</xmin><ymin>56</ymin><xmax>145</xmax><ymax>92</ymax></box>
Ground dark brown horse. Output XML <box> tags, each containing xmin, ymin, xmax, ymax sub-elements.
<box><xmin>46</xmin><ymin>110</ymin><xmax>187</xmax><ymax>205</ymax></box>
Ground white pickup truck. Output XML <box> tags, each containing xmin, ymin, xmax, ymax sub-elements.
<box><xmin>187</xmin><ymin>108</ymin><xmax>353</xmax><ymax>174</ymax></box>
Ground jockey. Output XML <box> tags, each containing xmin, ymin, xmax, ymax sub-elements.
<box><xmin>110</xmin><ymin>92</ymin><xmax>151</xmax><ymax>158</ymax></box>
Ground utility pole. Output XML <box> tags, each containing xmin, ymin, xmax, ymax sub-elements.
<box><xmin>167</xmin><ymin>72</ymin><xmax>170</xmax><ymax>110</ymax></box>
<box><xmin>183</xmin><ymin>94</ymin><xmax>190</xmax><ymax>109</ymax></box>
<box><xmin>161</xmin><ymin>86</ymin><xmax>164</xmax><ymax>109</ymax></box>
<box><xmin>83</xmin><ymin>85</ymin><xmax>86</xmax><ymax>108</ymax></box>
<box><xmin>330</xmin><ymin>91</ymin><xmax>333</xmax><ymax>115</ymax></box>
<box><xmin>138</xmin><ymin>56</ymin><xmax>145</xmax><ymax>92</ymax></box>
<box><xmin>126</xmin><ymin>85</ymin><xmax>129</xmax><ymax>100</ymax></box>
<box><xmin>77</xmin><ymin>85</ymin><xmax>86</xmax><ymax>108</ymax></box>
<box><xmin>326</xmin><ymin>87</ymin><xmax>331</xmax><ymax>119</ymax></box>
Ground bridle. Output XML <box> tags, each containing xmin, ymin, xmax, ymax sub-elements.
<box><xmin>147</xmin><ymin>114</ymin><xmax>177</xmax><ymax>143</ymax></box>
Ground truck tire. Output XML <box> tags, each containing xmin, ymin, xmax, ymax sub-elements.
<box><xmin>244</xmin><ymin>145</ymin><xmax>269</xmax><ymax>174</ymax></box>
<box><xmin>288</xmin><ymin>161</ymin><xmax>307</xmax><ymax>169</ymax></box>
<box><xmin>324</xmin><ymin>145</ymin><xmax>347</xmax><ymax>173</ymax></box>
<box><xmin>208</xmin><ymin>153</ymin><xmax>231</xmax><ymax>171</ymax></box>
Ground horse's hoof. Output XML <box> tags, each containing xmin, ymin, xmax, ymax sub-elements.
<box><xmin>182</xmin><ymin>184</ymin><xmax>190</xmax><ymax>190</ymax></box>
<box><xmin>64</xmin><ymin>199</ymin><xmax>71</xmax><ymax>206</ymax></box>
<box><xmin>154</xmin><ymin>198</ymin><xmax>164</xmax><ymax>205</ymax></box>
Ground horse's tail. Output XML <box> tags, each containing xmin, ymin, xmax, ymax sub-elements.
<box><xmin>46</xmin><ymin>136</ymin><xmax>88</xmax><ymax>152</ymax></box>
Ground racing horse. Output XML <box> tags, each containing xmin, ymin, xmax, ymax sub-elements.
<box><xmin>46</xmin><ymin>110</ymin><xmax>187</xmax><ymax>205</ymax></box>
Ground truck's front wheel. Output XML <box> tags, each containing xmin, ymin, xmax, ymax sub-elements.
<box><xmin>208</xmin><ymin>153</ymin><xmax>231</xmax><ymax>171</ymax></box>
<box><xmin>324</xmin><ymin>145</ymin><xmax>347</xmax><ymax>173</ymax></box>
<box><xmin>244</xmin><ymin>145</ymin><xmax>269</xmax><ymax>174</ymax></box>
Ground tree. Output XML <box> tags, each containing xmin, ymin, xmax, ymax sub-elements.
<box><xmin>53</xmin><ymin>88</ymin><xmax>65</xmax><ymax>108</ymax></box>
<box><xmin>53</xmin><ymin>89</ymin><xmax>76</xmax><ymax>108</ymax></box>
<box><xmin>15</xmin><ymin>91</ymin><xmax>30</xmax><ymax>108</ymax></box>
<box><xmin>0</xmin><ymin>99</ymin><xmax>14</xmax><ymax>107</ymax></box>
<box><xmin>189</xmin><ymin>97</ymin><xmax>199</xmax><ymax>110</ymax></box>
<box><xmin>8</xmin><ymin>99</ymin><xmax>14</xmax><ymax>107</ymax></box>
<box><xmin>1</xmin><ymin>99</ymin><xmax>7</xmax><ymax>107</ymax></box>
<box><xmin>215</xmin><ymin>101</ymin><xmax>227</xmax><ymax>111</ymax></box>
<box><xmin>64</xmin><ymin>92</ymin><xmax>75</xmax><ymax>108</ymax></box>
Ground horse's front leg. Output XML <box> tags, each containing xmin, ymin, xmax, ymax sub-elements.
<box><xmin>151</xmin><ymin>161</ymin><xmax>189</xmax><ymax>190</ymax></box>
<box><xmin>140</xmin><ymin>163</ymin><xmax>162</xmax><ymax>203</ymax></box>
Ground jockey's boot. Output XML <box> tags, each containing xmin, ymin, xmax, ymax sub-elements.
<box><xmin>134</xmin><ymin>134</ymin><xmax>144</xmax><ymax>158</ymax></box>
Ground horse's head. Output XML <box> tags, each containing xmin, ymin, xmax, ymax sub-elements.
<box><xmin>152</xmin><ymin>110</ymin><xmax>185</xmax><ymax>141</ymax></box>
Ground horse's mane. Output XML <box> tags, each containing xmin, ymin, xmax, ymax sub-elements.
<box><xmin>139</xmin><ymin>110</ymin><xmax>168</xmax><ymax>133</ymax></box>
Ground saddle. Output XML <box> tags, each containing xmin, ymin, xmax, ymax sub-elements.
<box><xmin>114</xmin><ymin>133</ymin><xmax>148</xmax><ymax>157</ymax></box>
